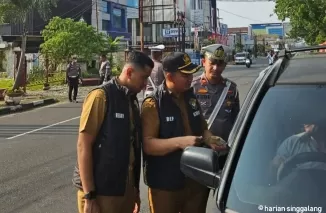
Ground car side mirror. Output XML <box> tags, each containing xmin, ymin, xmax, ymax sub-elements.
<box><xmin>180</xmin><ymin>146</ymin><xmax>220</xmax><ymax>189</ymax></box>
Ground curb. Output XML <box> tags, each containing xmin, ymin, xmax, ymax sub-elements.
<box><xmin>0</xmin><ymin>98</ymin><xmax>58</xmax><ymax>116</ymax></box>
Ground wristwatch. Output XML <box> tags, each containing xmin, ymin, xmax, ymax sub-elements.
<box><xmin>83</xmin><ymin>190</ymin><xmax>97</xmax><ymax>200</ymax></box>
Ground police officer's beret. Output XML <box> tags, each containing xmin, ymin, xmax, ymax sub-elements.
<box><xmin>201</xmin><ymin>44</ymin><xmax>230</xmax><ymax>63</ymax></box>
<box><xmin>162</xmin><ymin>52</ymin><xmax>201</xmax><ymax>74</ymax></box>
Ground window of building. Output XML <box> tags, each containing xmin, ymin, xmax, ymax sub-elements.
<box><xmin>102</xmin><ymin>20</ymin><xmax>110</xmax><ymax>31</ymax></box>
<box><xmin>112</xmin><ymin>8</ymin><xmax>124</xmax><ymax>29</ymax></box>
<box><xmin>101</xmin><ymin>1</ymin><xmax>108</xmax><ymax>13</ymax></box>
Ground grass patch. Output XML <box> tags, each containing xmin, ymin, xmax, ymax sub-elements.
<box><xmin>0</xmin><ymin>78</ymin><xmax>13</xmax><ymax>89</ymax></box>
<box><xmin>0</xmin><ymin>75</ymin><xmax>65</xmax><ymax>91</ymax></box>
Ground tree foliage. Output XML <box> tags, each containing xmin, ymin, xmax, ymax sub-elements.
<box><xmin>0</xmin><ymin>0</ymin><xmax>58</xmax><ymax>91</ymax></box>
<box><xmin>274</xmin><ymin>0</ymin><xmax>326</xmax><ymax>44</ymax></box>
<box><xmin>41</xmin><ymin>17</ymin><xmax>107</xmax><ymax>63</ymax></box>
<box><xmin>0</xmin><ymin>0</ymin><xmax>58</xmax><ymax>27</ymax></box>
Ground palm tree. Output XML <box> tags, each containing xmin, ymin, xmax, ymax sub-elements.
<box><xmin>0</xmin><ymin>0</ymin><xmax>58</xmax><ymax>91</ymax></box>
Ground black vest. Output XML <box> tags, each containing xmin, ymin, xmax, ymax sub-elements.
<box><xmin>73</xmin><ymin>77</ymin><xmax>142</xmax><ymax>196</ymax></box>
<box><xmin>143</xmin><ymin>83</ymin><xmax>203</xmax><ymax>190</ymax></box>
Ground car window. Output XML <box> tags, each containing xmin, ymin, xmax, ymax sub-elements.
<box><xmin>226</xmin><ymin>85</ymin><xmax>326</xmax><ymax>213</ymax></box>
<box><xmin>236</xmin><ymin>53</ymin><xmax>246</xmax><ymax>57</ymax></box>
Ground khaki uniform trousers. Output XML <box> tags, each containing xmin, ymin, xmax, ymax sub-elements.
<box><xmin>77</xmin><ymin>167</ymin><xmax>136</xmax><ymax>213</ymax></box>
<box><xmin>148</xmin><ymin>178</ymin><xmax>210</xmax><ymax>213</ymax></box>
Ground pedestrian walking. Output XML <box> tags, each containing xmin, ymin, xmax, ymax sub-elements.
<box><xmin>141</xmin><ymin>52</ymin><xmax>228</xmax><ymax>213</ymax></box>
<box><xmin>66</xmin><ymin>56</ymin><xmax>82</xmax><ymax>103</ymax></box>
<box><xmin>144</xmin><ymin>44</ymin><xmax>165</xmax><ymax>97</ymax></box>
<box><xmin>72</xmin><ymin>50</ymin><xmax>154</xmax><ymax>213</ymax></box>
<box><xmin>99</xmin><ymin>54</ymin><xmax>111</xmax><ymax>84</ymax></box>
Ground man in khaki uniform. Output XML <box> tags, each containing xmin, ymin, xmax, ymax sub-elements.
<box><xmin>141</xmin><ymin>52</ymin><xmax>227</xmax><ymax>213</ymax></box>
<box><xmin>73</xmin><ymin>51</ymin><xmax>154</xmax><ymax>213</ymax></box>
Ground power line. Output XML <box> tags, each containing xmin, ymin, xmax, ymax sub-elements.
<box><xmin>218</xmin><ymin>8</ymin><xmax>267</xmax><ymax>22</ymax></box>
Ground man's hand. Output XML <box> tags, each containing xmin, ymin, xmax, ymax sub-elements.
<box><xmin>178</xmin><ymin>136</ymin><xmax>203</xmax><ymax>149</ymax></box>
<box><xmin>133</xmin><ymin>190</ymin><xmax>141</xmax><ymax>213</ymax></box>
<box><xmin>204</xmin><ymin>136</ymin><xmax>228</xmax><ymax>151</ymax></box>
<box><xmin>84</xmin><ymin>200</ymin><xmax>100</xmax><ymax>213</ymax></box>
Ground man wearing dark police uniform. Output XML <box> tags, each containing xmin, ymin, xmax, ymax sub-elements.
<box><xmin>192</xmin><ymin>44</ymin><xmax>240</xmax><ymax>143</ymax></box>
<box><xmin>141</xmin><ymin>52</ymin><xmax>228</xmax><ymax>213</ymax></box>
<box><xmin>144</xmin><ymin>44</ymin><xmax>165</xmax><ymax>97</ymax></box>
<box><xmin>192</xmin><ymin>44</ymin><xmax>240</xmax><ymax>212</ymax></box>
<box><xmin>72</xmin><ymin>51</ymin><xmax>154</xmax><ymax>213</ymax></box>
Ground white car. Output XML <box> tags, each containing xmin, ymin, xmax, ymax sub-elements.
<box><xmin>234</xmin><ymin>52</ymin><xmax>251</xmax><ymax>65</ymax></box>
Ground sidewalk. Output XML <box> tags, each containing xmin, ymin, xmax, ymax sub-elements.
<box><xmin>0</xmin><ymin>85</ymin><xmax>97</xmax><ymax>116</ymax></box>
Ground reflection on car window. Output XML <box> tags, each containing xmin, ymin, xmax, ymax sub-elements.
<box><xmin>226</xmin><ymin>85</ymin><xmax>326</xmax><ymax>213</ymax></box>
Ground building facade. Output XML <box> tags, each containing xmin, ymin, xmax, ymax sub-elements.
<box><xmin>93</xmin><ymin>0</ymin><xmax>131</xmax><ymax>40</ymax></box>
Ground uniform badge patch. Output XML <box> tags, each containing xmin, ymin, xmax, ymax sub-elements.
<box><xmin>189</xmin><ymin>98</ymin><xmax>198</xmax><ymax>110</ymax></box>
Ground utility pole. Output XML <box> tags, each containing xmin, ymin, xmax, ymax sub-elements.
<box><xmin>211</xmin><ymin>0</ymin><xmax>217</xmax><ymax>37</ymax></box>
<box><xmin>139</xmin><ymin>0</ymin><xmax>144</xmax><ymax>52</ymax></box>
<box><xmin>95</xmin><ymin>0</ymin><xmax>99</xmax><ymax>32</ymax></box>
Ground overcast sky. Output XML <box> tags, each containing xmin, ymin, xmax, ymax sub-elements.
<box><xmin>217</xmin><ymin>1</ymin><xmax>283</xmax><ymax>27</ymax></box>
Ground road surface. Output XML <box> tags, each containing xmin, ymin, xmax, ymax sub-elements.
<box><xmin>0</xmin><ymin>62</ymin><xmax>268</xmax><ymax>213</ymax></box>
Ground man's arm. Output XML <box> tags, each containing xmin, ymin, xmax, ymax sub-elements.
<box><xmin>77</xmin><ymin>89</ymin><xmax>106</xmax><ymax>193</ymax></box>
<box><xmin>66</xmin><ymin>64</ymin><xmax>70</xmax><ymax>81</ymax></box>
<box><xmin>141</xmin><ymin>98</ymin><xmax>195</xmax><ymax>156</ymax></box>
<box><xmin>78</xmin><ymin>65</ymin><xmax>82</xmax><ymax>78</ymax></box>
<box><xmin>232</xmin><ymin>88</ymin><xmax>240</xmax><ymax>121</ymax></box>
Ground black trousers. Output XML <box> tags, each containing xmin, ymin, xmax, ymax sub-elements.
<box><xmin>100</xmin><ymin>75</ymin><xmax>110</xmax><ymax>85</ymax></box>
<box><xmin>68</xmin><ymin>77</ymin><xmax>79</xmax><ymax>101</ymax></box>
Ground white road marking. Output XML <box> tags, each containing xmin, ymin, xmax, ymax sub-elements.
<box><xmin>6</xmin><ymin>116</ymin><xmax>81</xmax><ymax>140</ymax></box>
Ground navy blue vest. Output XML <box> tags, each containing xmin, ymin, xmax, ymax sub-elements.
<box><xmin>143</xmin><ymin>83</ymin><xmax>203</xmax><ymax>190</ymax></box>
<box><xmin>73</xmin><ymin>77</ymin><xmax>141</xmax><ymax>196</ymax></box>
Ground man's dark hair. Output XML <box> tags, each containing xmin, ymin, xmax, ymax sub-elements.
<box><xmin>101</xmin><ymin>54</ymin><xmax>107</xmax><ymax>58</ymax></box>
<box><xmin>126</xmin><ymin>51</ymin><xmax>154</xmax><ymax>69</ymax></box>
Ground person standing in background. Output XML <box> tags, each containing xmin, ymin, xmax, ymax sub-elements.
<box><xmin>144</xmin><ymin>44</ymin><xmax>165</xmax><ymax>97</ymax></box>
<box><xmin>99</xmin><ymin>54</ymin><xmax>111</xmax><ymax>84</ymax></box>
<box><xmin>66</xmin><ymin>56</ymin><xmax>82</xmax><ymax>103</ymax></box>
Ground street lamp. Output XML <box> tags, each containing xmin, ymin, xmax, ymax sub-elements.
<box><xmin>176</xmin><ymin>11</ymin><xmax>186</xmax><ymax>52</ymax></box>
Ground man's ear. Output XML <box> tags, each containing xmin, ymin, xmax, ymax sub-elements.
<box><xmin>126</xmin><ymin>67</ymin><xmax>134</xmax><ymax>78</ymax></box>
<box><xmin>201</xmin><ymin>58</ymin><xmax>205</xmax><ymax>66</ymax></box>
<box><xmin>165</xmin><ymin>72</ymin><xmax>173</xmax><ymax>82</ymax></box>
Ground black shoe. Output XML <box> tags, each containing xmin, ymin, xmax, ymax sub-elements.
<box><xmin>73</xmin><ymin>100</ymin><xmax>78</xmax><ymax>103</ymax></box>
<box><xmin>69</xmin><ymin>99</ymin><xmax>72</xmax><ymax>102</ymax></box>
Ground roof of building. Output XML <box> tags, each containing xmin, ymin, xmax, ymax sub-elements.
<box><xmin>276</xmin><ymin>53</ymin><xmax>326</xmax><ymax>84</ymax></box>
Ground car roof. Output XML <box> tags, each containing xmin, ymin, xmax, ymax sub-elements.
<box><xmin>276</xmin><ymin>53</ymin><xmax>326</xmax><ymax>84</ymax></box>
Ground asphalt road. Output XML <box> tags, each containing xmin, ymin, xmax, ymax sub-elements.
<box><xmin>0</xmin><ymin>61</ymin><xmax>268</xmax><ymax>213</ymax></box>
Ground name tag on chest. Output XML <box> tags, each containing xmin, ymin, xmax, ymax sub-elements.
<box><xmin>166</xmin><ymin>116</ymin><xmax>175</xmax><ymax>122</ymax></box>
<box><xmin>193</xmin><ymin>110</ymin><xmax>200</xmax><ymax>117</ymax></box>
<box><xmin>115</xmin><ymin>113</ymin><xmax>125</xmax><ymax>119</ymax></box>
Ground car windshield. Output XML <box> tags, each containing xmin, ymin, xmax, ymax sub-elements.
<box><xmin>226</xmin><ymin>85</ymin><xmax>326</xmax><ymax>213</ymax></box>
<box><xmin>236</xmin><ymin>53</ymin><xmax>246</xmax><ymax>57</ymax></box>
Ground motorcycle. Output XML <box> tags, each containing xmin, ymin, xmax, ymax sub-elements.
<box><xmin>245</xmin><ymin>59</ymin><xmax>251</xmax><ymax>68</ymax></box>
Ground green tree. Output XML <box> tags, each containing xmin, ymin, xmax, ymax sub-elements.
<box><xmin>0</xmin><ymin>0</ymin><xmax>58</xmax><ymax>90</ymax></box>
<box><xmin>274</xmin><ymin>0</ymin><xmax>326</xmax><ymax>44</ymax></box>
<box><xmin>105</xmin><ymin>35</ymin><xmax>124</xmax><ymax>74</ymax></box>
<box><xmin>41</xmin><ymin>17</ymin><xmax>107</xmax><ymax>64</ymax></box>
